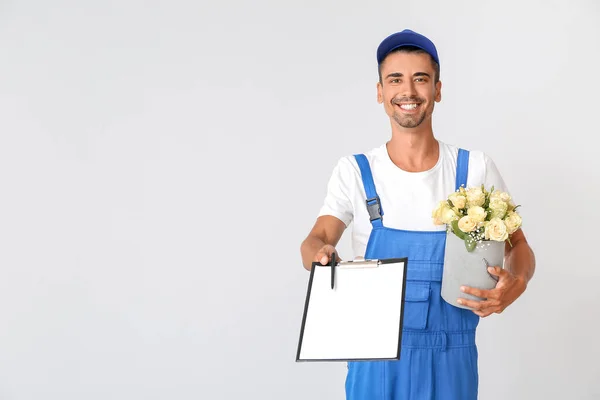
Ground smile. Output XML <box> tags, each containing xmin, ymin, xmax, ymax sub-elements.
<box><xmin>395</xmin><ymin>103</ymin><xmax>422</xmax><ymax>111</ymax></box>
<box><xmin>399</xmin><ymin>103</ymin><xmax>418</xmax><ymax>110</ymax></box>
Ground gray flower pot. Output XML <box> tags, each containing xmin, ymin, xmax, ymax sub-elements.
<box><xmin>441</xmin><ymin>231</ymin><xmax>504</xmax><ymax>309</ymax></box>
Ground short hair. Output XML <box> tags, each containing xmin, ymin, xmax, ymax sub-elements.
<box><xmin>378</xmin><ymin>45</ymin><xmax>440</xmax><ymax>84</ymax></box>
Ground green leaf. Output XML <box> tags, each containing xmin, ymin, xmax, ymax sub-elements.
<box><xmin>464</xmin><ymin>237</ymin><xmax>477</xmax><ymax>252</ymax></box>
<box><xmin>447</xmin><ymin>199</ymin><xmax>454</xmax><ymax>208</ymax></box>
<box><xmin>483</xmin><ymin>196</ymin><xmax>490</xmax><ymax>210</ymax></box>
<box><xmin>451</xmin><ymin>220</ymin><xmax>467</xmax><ymax>240</ymax></box>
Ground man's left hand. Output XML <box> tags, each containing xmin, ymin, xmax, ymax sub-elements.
<box><xmin>457</xmin><ymin>266</ymin><xmax>527</xmax><ymax>317</ymax></box>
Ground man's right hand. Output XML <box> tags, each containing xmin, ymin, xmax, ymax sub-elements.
<box><xmin>314</xmin><ymin>244</ymin><xmax>340</xmax><ymax>265</ymax></box>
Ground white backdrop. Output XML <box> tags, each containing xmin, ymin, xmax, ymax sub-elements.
<box><xmin>0</xmin><ymin>0</ymin><xmax>598</xmax><ymax>399</ymax></box>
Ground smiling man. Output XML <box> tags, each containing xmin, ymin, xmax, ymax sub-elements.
<box><xmin>300</xmin><ymin>30</ymin><xmax>535</xmax><ymax>400</ymax></box>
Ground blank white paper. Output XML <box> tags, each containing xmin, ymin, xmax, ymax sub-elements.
<box><xmin>298</xmin><ymin>260</ymin><xmax>406</xmax><ymax>361</ymax></box>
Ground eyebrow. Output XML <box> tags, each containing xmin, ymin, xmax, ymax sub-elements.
<box><xmin>385</xmin><ymin>72</ymin><xmax>431</xmax><ymax>79</ymax></box>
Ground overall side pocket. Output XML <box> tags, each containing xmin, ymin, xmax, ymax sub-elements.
<box><xmin>402</xmin><ymin>281</ymin><xmax>431</xmax><ymax>330</ymax></box>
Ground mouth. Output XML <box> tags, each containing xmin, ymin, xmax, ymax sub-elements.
<box><xmin>394</xmin><ymin>102</ymin><xmax>422</xmax><ymax>113</ymax></box>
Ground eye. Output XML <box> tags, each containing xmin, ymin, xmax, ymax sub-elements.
<box><xmin>415</xmin><ymin>78</ymin><xmax>425</xmax><ymax>82</ymax></box>
<box><xmin>390</xmin><ymin>79</ymin><xmax>400</xmax><ymax>84</ymax></box>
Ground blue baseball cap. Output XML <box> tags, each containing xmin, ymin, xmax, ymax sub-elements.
<box><xmin>376</xmin><ymin>29</ymin><xmax>439</xmax><ymax>67</ymax></box>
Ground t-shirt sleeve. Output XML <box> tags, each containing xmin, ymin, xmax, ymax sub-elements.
<box><xmin>317</xmin><ymin>157</ymin><xmax>355</xmax><ymax>227</ymax></box>
<box><xmin>483</xmin><ymin>154</ymin><xmax>511</xmax><ymax>197</ymax></box>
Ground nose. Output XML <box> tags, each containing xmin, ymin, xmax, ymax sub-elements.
<box><xmin>401</xmin><ymin>80</ymin><xmax>417</xmax><ymax>98</ymax></box>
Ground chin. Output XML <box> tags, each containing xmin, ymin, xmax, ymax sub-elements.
<box><xmin>394</xmin><ymin>114</ymin><xmax>426</xmax><ymax>129</ymax></box>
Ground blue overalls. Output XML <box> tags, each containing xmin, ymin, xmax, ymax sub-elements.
<box><xmin>345</xmin><ymin>149</ymin><xmax>479</xmax><ymax>400</ymax></box>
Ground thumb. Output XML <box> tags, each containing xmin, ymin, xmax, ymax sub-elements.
<box><xmin>488</xmin><ymin>266</ymin><xmax>507</xmax><ymax>278</ymax></box>
<box><xmin>315</xmin><ymin>245</ymin><xmax>336</xmax><ymax>265</ymax></box>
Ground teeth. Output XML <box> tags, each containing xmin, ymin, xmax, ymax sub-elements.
<box><xmin>400</xmin><ymin>104</ymin><xmax>418</xmax><ymax>110</ymax></box>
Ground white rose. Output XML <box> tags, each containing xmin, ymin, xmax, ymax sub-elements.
<box><xmin>448</xmin><ymin>192</ymin><xmax>467</xmax><ymax>209</ymax></box>
<box><xmin>504</xmin><ymin>211</ymin><xmax>522</xmax><ymax>234</ymax></box>
<box><xmin>485</xmin><ymin>218</ymin><xmax>509</xmax><ymax>241</ymax></box>
<box><xmin>432</xmin><ymin>200</ymin><xmax>460</xmax><ymax>225</ymax></box>
<box><xmin>458</xmin><ymin>216</ymin><xmax>477</xmax><ymax>233</ymax></box>
<box><xmin>432</xmin><ymin>201</ymin><xmax>447</xmax><ymax>225</ymax></box>
<box><xmin>466</xmin><ymin>187</ymin><xmax>485</xmax><ymax>207</ymax></box>
<box><xmin>491</xmin><ymin>190</ymin><xmax>511</xmax><ymax>203</ymax></box>
<box><xmin>489</xmin><ymin>198</ymin><xmax>508</xmax><ymax>219</ymax></box>
<box><xmin>441</xmin><ymin>207</ymin><xmax>459</xmax><ymax>224</ymax></box>
<box><xmin>467</xmin><ymin>206</ymin><xmax>487</xmax><ymax>223</ymax></box>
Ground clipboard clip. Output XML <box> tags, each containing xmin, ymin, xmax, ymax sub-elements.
<box><xmin>330</xmin><ymin>254</ymin><xmax>381</xmax><ymax>290</ymax></box>
<box><xmin>338</xmin><ymin>259</ymin><xmax>381</xmax><ymax>268</ymax></box>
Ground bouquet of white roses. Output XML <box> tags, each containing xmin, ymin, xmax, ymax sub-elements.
<box><xmin>432</xmin><ymin>185</ymin><xmax>522</xmax><ymax>252</ymax></box>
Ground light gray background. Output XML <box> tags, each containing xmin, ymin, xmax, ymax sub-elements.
<box><xmin>0</xmin><ymin>0</ymin><xmax>598</xmax><ymax>399</ymax></box>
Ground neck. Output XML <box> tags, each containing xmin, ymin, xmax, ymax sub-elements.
<box><xmin>386</xmin><ymin>121</ymin><xmax>439</xmax><ymax>172</ymax></box>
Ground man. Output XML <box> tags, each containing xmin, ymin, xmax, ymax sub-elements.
<box><xmin>300</xmin><ymin>29</ymin><xmax>535</xmax><ymax>400</ymax></box>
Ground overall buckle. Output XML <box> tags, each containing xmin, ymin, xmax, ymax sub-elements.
<box><xmin>366</xmin><ymin>196</ymin><xmax>382</xmax><ymax>222</ymax></box>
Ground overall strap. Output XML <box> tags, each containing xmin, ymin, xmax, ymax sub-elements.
<box><xmin>455</xmin><ymin>148</ymin><xmax>470</xmax><ymax>191</ymax></box>
<box><xmin>353</xmin><ymin>154</ymin><xmax>383</xmax><ymax>228</ymax></box>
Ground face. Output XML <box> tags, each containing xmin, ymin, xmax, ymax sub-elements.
<box><xmin>377</xmin><ymin>51</ymin><xmax>442</xmax><ymax>129</ymax></box>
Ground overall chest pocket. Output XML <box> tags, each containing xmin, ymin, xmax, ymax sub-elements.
<box><xmin>402</xmin><ymin>281</ymin><xmax>431</xmax><ymax>330</ymax></box>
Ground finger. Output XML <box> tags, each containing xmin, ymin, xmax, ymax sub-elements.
<box><xmin>477</xmin><ymin>305</ymin><xmax>505</xmax><ymax>317</ymax></box>
<box><xmin>457</xmin><ymin>296</ymin><xmax>501</xmax><ymax>310</ymax></box>
<box><xmin>313</xmin><ymin>250</ymin><xmax>329</xmax><ymax>264</ymax></box>
<box><xmin>319</xmin><ymin>252</ymin><xmax>331</xmax><ymax>265</ymax></box>
<box><xmin>488</xmin><ymin>266</ymin><xmax>509</xmax><ymax>279</ymax></box>
<box><xmin>462</xmin><ymin>285</ymin><xmax>503</xmax><ymax>301</ymax></box>
<box><xmin>460</xmin><ymin>285</ymin><xmax>493</xmax><ymax>299</ymax></box>
<box><xmin>456</xmin><ymin>297</ymin><xmax>489</xmax><ymax>310</ymax></box>
<box><xmin>473</xmin><ymin>309</ymin><xmax>493</xmax><ymax>317</ymax></box>
<box><xmin>314</xmin><ymin>246</ymin><xmax>336</xmax><ymax>265</ymax></box>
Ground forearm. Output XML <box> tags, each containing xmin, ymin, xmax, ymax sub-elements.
<box><xmin>300</xmin><ymin>216</ymin><xmax>346</xmax><ymax>271</ymax></box>
<box><xmin>505</xmin><ymin>235</ymin><xmax>535</xmax><ymax>285</ymax></box>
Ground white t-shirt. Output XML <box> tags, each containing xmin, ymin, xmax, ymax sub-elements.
<box><xmin>318</xmin><ymin>140</ymin><xmax>510</xmax><ymax>258</ymax></box>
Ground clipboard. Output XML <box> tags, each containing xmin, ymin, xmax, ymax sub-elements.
<box><xmin>296</xmin><ymin>255</ymin><xmax>408</xmax><ymax>362</ymax></box>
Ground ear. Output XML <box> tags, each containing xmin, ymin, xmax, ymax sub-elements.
<box><xmin>435</xmin><ymin>80</ymin><xmax>442</xmax><ymax>102</ymax></box>
<box><xmin>377</xmin><ymin>81</ymin><xmax>383</xmax><ymax>104</ymax></box>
